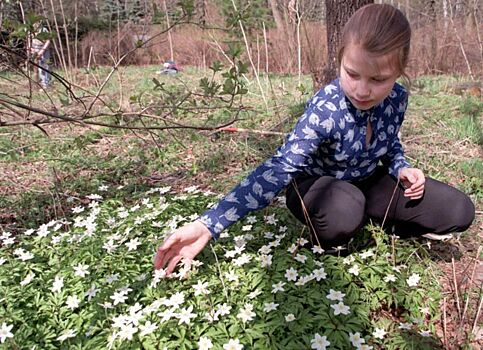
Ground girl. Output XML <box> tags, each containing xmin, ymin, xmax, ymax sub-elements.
<box><xmin>154</xmin><ymin>4</ymin><xmax>475</xmax><ymax>273</ymax></box>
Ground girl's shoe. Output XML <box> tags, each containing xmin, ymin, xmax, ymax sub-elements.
<box><xmin>421</xmin><ymin>233</ymin><xmax>455</xmax><ymax>241</ymax></box>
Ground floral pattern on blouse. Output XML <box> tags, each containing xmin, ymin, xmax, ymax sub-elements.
<box><xmin>200</xmin><ymin>79</ymin><xmax>410</xmax><ymax>239</ymax></box>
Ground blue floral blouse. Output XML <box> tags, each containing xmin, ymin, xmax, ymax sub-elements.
<box><xmin>200</xmin><ymin>78</ymin><xmax>410</xmax><ymax>239</ymax></box>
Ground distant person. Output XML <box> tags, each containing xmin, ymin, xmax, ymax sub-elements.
<box><xmin>159</xmin><ymin>60</ymin><xmax>178</xmax><ymax>74</ymax></box>
<box><xmin>28</xmin><ymin>23</ymin><xmax>51</xmax><ymax>88</ymax></box>
<box><xmin>154</xmin><ymin>4</ymin><xmax>475</xmax><ymax>274</ymax></box>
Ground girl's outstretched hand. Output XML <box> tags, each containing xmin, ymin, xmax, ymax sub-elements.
<box><xmin>153</xmin><ymin>221</ymin><xmax>212</xmax><ymax>275</ymax></box>
<box><xmin>399</xmin><ymin>167</ymin><xmax>425</xmax><ymax>200</ymax></box>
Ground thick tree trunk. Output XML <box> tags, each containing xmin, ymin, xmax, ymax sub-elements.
<box><xmin>0</xmin><ymin>1</ymin><xmax>3</xmax><ymax>29</ymax></box>
<box><xmin>269</xmin><ymin>0</ymin><xmax>285</xmax><ymax>30</ymax></box>
<box><xmin>312</xmin><ymin>0</ymin><xmax>373</xmax><ymax>90</ymax></box>
<box><xmin>442</xmin><ymin>0</ymin><xmax>449</xmax><ymax>29</ymax></box>
<box><xmin>196</xmin><ymin>0</ymin><xmax>207</xmax><ymax>25</ymax></box>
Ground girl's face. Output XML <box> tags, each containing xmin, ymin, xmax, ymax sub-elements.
<box><xmin>340</xmin><ymin>43</ymin><xmax>400</xmax><ymax>110</ymax></box>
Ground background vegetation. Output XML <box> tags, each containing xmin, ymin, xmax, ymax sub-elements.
<box><xmin>0</xmin><ymin>0</ymin><xmax>481</xmax><ymax>349</ymax></box>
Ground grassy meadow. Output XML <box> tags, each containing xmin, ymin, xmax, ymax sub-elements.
<box><xmin>0</xmin><ymin>66</ymin><xmax>481</xmax><ymax>349</ymax></box>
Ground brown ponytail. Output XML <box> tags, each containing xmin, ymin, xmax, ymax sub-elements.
<box><xmin>338</xmin><ymin>4</ymin><xmax>411</xmax><ymax>82</ymax></box>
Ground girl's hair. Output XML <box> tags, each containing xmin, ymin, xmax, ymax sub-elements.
<box><xmin>338</xmin><ymin>4</ymin><xmax>411</xmax><ymax>80</ymax></box>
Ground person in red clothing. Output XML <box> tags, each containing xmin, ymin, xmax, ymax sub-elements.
<box><xmin>160</xmin><ymin>60</ymin><xmax>179</xmax><ymax>74</ymax></box>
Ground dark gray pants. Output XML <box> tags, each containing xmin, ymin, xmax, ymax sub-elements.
<box><xmin>285</xmin><ymin>167</ymin><xmax>475</xmax><ymax>249</ymax></box>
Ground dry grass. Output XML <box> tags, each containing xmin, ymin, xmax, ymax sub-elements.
<box><xmin>76</xmin><ymin>19</ymin><xmax>482</xmax><ymax>78</ymax></box>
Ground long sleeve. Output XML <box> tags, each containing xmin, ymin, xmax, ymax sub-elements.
<box><xmin>382</xmin><ymin>89</ymin><xmax>411</xmax><ymax>178</ymax></box>
<box><xmin>198</xmin><ymin>80</ymin><xmax>412</xmax><ymax>239</ymax></box>
<box><xmin>199</xmin><ymin>100</ymin><xmax>337</xmax><ymax>239</ymax></box>
<box><xmin>384</xmin><ymin>136</ymin><xmax>411</xmax><ymax>178</ymax></box>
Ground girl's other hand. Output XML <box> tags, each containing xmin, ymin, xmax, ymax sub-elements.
<box><xmin>399</xmin><ymin>167</ymin><xmax>425</xmax><ymax>200</ymax></box>
<box><xmin>153</xmin><ymin>221</ymin><xmax>212</xmax><ymax>275</ymax></box>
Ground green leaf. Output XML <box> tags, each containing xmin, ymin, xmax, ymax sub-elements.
<box><xmin>209</xmin><ymin>61</ymin><xmax>223</xmax><ymax>73</ymax></box>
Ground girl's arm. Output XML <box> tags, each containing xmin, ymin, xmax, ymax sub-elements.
<box><xmin>153</xmin><ymin>82</ymin><xmax>341</xmax><ymax>272</ymax></box>
<box><xmin>382</xmin><ymin>86</ymin><xmax>411</xmax><ymax>178</ymax></box>
<box><xmin>199</xmin><ymin>104</ymin><xmax>334</xmax><ymax>240</ymax></box>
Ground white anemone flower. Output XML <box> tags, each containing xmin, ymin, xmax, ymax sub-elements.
<box><xmin>294</xmin><ymin>254</ymin><xmax>307</xmax><ymax>263</ymax></box>
<box><xmin>349</xmin><ymin>332</ymin><xmax>365</xmax><ymax>346</ymax></box>
<box><xmin>118</xmin><ymin>323</ymin><xmax>138</xmax><ymax>341</ymax></box>
<box><xmin>73</xmin><ymin>263</ymin><xmax>90</xmax><ymax>278</ymax></box>
<box><xmin>85</xmin><ymin>284</ymin><xmax>100</xmax><ymax>301</ymax></box>
<box><xmin>66</xmin><ymin>295</ymin><xmax>81</xmax><ymax>310</ymax></box>
<box><xmin>232</xmin><ymin>253</ymin><xmax>252</xmax><ymax>267</ymax></box>
<box><xmin>263</xmin><ymin>302</ymin><xmax>279</xmax><ymax>313</ymax></box>
<box><xmin>216</xmin><ymin>303</ymin><xmax>232</xmax><ymax>317</ymax></box>
<box><xmin>398</xmin><ymin>322</ymin><xmax>412</xmax><ymax>330</ymax></box>
<box><xmin>285</xmin><ymin>267</ymin><xmax>298</xmax><ymax>282</ymax></box>
<box><xmin>383</xmin><ymin>274</ymin><xmax>396</xmax><ymax>282</ymax></box>
<box><xmin>360</xmin><ymin>250</ymin><xmax>374</xmax><ymax>259</ymax></box>
<box><xmin>139</xmin><ymin>321</ymin><xmax>157</xmax><ymax>336</ymax></box>
<box><xmin>326</xmin><ymin>289</ymin><xmax>345</xmax><ymax>301</ymax></box>
<box><xmin>372</xmin><ymin>328</ymin><xmax>386</xmax><ymax>339</ymax></box>
<box><xmin>236</xmin><ymin>304</ymin><xmax>256</xmax><ymax>323</ymax></box>
<box><xmin>311</xmin><ymin>333</ymin><xmax>330</xmax><ymax>350</ymax></box>
<box><xmin>176</xmin><ymin>305</ymin><xmax>197</xmax><ymax>325</ymax></box>
<box><xmin>158</xmin><ymin>308</ymin><xmax>176</xmax><ymax>323</ymax></box>
<box><xmin>271</xmin><ymin>281</ymin><xmax>285</xmax><ymax>293</ymax></box>
<box><xmin>224</xmin><ymin>271</ymin><xmax>239</xmax><ymax>282</ymax></box>
<box><xmin>406</xmin><ymin>273</ymin><xmax>421</xmax><ymax>287</ymax></box>
<box><xmin>312</xmin><ymin>268</ymin><xmax>327</xmax><ymax>281</ymax></box>
<box><xmin>419</xmin><ymin>330</ymin><xmax>431</xmax><ymax>337</ymax></box>
<box><xmin>223</xmin><ymin>338</ymin><xmax>243</xmax><ymax>350</ymax></box>
<box><xmin>56</xmin><ymin>329</ymin><xmax>76</xmax><ymax>342</ymax></box>
<box><xmin>258</xmin><ymin>245</ymin><xmax>271</xmax><ymax>254</ymax></box>
<box><xmin>20</xmin><ymin>272</ymin><xmax>35</xmax><ymax>286</ymax></box>
<box><xmin>246</xmin><ymin>216</ymin><xmax>257</xmax><ymax>224</ymax></box>
<box><xmin>125</xmin><ymin>238</ymin><xmax>141</xmax><ymax>251</ymax></box>
<box><xmin>330</xmin><ymin>302</ymin><xmax>350</xmax><ymax>316</ymax></box>
<box><xmin>259</xmin><ymin>254</ymin><xmax>273</xmax><ymax>267</ymax></box>
<box><xmin>165</xmin><ymin>292</ymin><xmax>185</xmax><ymax>308</ymax></box>
<box><xmin>264</xmin><ymin>214</ymin><xmax>278</xmax><ymax>224</ymax></box>
<box><xmin>0</xmin><ymin>323</ymin><xmax>14</xmax><ymax>343</ymax></box>
<box><xmin>312</xmin><ymin>245</ymin><xmax>324</xmax><ymax>254</ymax></box>
<box><xmin>110</xmin><ymin>291</ymin><xmax>128</xmax><ymax>306</ymax></box>
<box><xmin>51</xmin><ymin>276</ymin><xmax>64</xmax><ymax>293</ymax></box>
<box><xmin>198</xmin><ymin>336</ymin><xmax>214</xmax><ymax>350</ymax></box>
<box><xmin>348</xmin><ymin>264</ymin><xmax>360</xmax><ymax>276</ymax></box>
<box><xmin>192</xmin><ymin>281</ymin><xmax>210</xmax><ymax>296</ymax></box>
<box><xmin>247</xmin><ymin>289</ymin><xmax>262</xmax><ymax>299</ymax></box>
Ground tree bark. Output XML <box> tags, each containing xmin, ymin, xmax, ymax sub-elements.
<box><xmin>269</xmin><ymin>0</ymin><xmax>285</xmax><ymax>30</ymax></box>
<box><xmin>429</xmin><ymin>0</ymin><xmax>438</xmax><ymax>73</ymax></box>
<box><xmin>313</xmin><ymin>0</ymin><xmax>373</xmax><ymax>90</ymax></box>
<box><xmin>443</xmin><ymin>0</ymin><xmax>449</xmax><ymax>30</ymax></box>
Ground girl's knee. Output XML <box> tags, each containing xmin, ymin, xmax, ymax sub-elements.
<box><xmin>310</xmin><ymin>183</ymin><xmax>366</xmax><ymax>243</ymax></box>
<box><xmin>428</xmin><ymin>182</ymin><xmax>476</xmax><ymax>233</ymax></box>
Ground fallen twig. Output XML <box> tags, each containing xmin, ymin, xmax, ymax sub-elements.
<box><xmin>405</xmin><ymin>132</ymin><xmax>438</xmax><ymax>144</ymax></box>
<box><xmin>443</xmin><ymin>296</ymin><xmax>448</xmax><ymax>348</ymax></box>
<box><xmin>216</xmin><ymin>127</ymin><xmax>285</xmax><ymax>136</ymax></box>
<box><xmin>452</xmin><ymin>256</ymin><xmax>462</xmax><ymax>319</ymax></box>
<box><xmin>461</xmin><ymin>246</ymin><xmax>482</xmax><ymax>326</ymax></box>
<box><xmin>472</xmin><ymin>293</ymin><xmax>483</xmax><ymax>334</ymax></box>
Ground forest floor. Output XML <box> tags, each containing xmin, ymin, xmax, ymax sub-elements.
<box><xmin>0</xmin><ymin>66</ymin><xmax>481</xmax><ymax>349</ymax></box>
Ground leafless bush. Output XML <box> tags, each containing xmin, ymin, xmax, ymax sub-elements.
<box><xmin>410</xmin><ymin>18</ymin><xmax>482</xmax><ymax>77</ymax></box>
<box><xmin>76</xmin><ymin>22</ymin><xmax>327</xmax><ymax>74</ymax></box>
<box><xmin>75</xmin><ymin>18</ymin><xmax>480</xmax><ymax>79</ymax></box>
